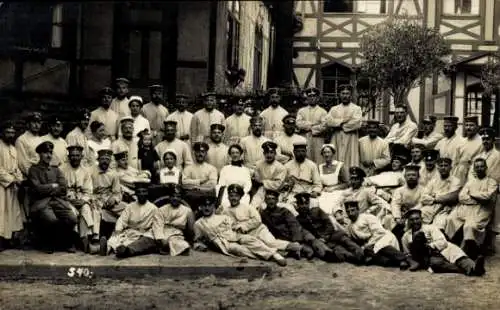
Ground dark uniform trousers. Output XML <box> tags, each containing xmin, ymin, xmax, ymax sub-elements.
<box><xmin>34</xmin><ymin>200</ymin><xmax>78</xmax><ymax>248</ymax></box>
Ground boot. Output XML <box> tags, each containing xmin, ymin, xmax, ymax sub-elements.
<box><xmin>0</xmin><ymin>237</ymin><xmax>5</xmax><ymax>252</ymax></box>
<box><xmin>408</xmin><ymin>258</ymin><xmax>421</xmax><ymax>271</ymax></box>
<box><xmin>472</xmin><ymin>256</ymin><xmax>486</xmax><ymax>277</ymax></box>
<box><xmin>81</xmin><ymin>237</ymin><xmax>90</xmax><ymax>253</ymax></box>
<box><xmin>399</xmin><ymin>260</ymin><xmax>410</xmax><ymax>270</ymax></box>
<box><xmin>99</xmin><ymin>236</ymin><xmax>108</xmax><ymax>256</ymax></box>
<box><xmin>115</xmin><ymin>245</ymin><xmax>129</xmax><ymax>259</ymax></box>
<box><xmin>285</xmin><ymin>242</ymin><xmax>302</xmax><ymax>260</ymax></box>
<box><xmin>272</xmin><ymin>253</ymin><xmax>287</xmax><ymax>266</ymax></box>
<box><xmin>301</xmin><ymin>244</ymin><xmax>315</xmax><ymax>260</ymax></box>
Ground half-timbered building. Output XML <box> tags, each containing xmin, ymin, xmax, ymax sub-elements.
<box><xmin>294</xmin><ymin>0</ymin><xmax>500</xmax><ymax>134</ymax></box>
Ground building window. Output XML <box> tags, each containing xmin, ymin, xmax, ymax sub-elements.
<box><xmin>253</xmin><ymin>26</ymin><xmax>263</xmax><ymax>90</ymax></box>
<box><xmin>324</xmin><ymin>0</ymin><xmax>387</xmax><ymax>14</ymax></box>
<box><xmin>466</xmin><ymin>84</ymin><xmax>496</xmax><ymax>127</ymax></box>
<box><xmin>443</xmin><ymin>0</ymin><xmax>479</xmax><ymax>15</ymax></box>
<box><xmin>51</xmin><ymin>4</ymin><xmax>63</xmax><ymax>48</ymax></box>
<box><xmin>127</xmin><ymin>29</ymin><xmax>162</xmax><ymax>81</ymax></box>
<box><xmin>321</xmin><ymin>63</ymin><xmax>352</xmax><ymax>106</ymax></box>
<box><xmin>227</xmin><ymin>0</ymin><xmax>241</xmax><ymax>68</ymax></box>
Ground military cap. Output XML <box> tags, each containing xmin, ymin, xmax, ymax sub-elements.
<box><xmin>304</xmin><ymin>87</ymin><xmax>320</xmax><ymax>96</ymax></box>
<box><xmin>265</xmin><ymin>189</ymin><xmax>280</xmax><ymax>197</ymax></box>
<box><xmin>35</xmin><ymin>141</ymin><xmax>54</xmax><ymax>154</ymax></box>
<box><xmin>293</xmin><ymin>140</ymin><xmax>308</xmax><ymax>148</ymax></box>
<box><xmin>479</xmin><ymin>127</ymin><xmax>496</xmax><ymax>139</ymax></box>
<box><xmin>282</xmin><ymin>114</ymin><xmax>296</xmax><ymax>125</ymax></box>
<box><xmin>80</xmin><ymin>109</ymin><xmax>91</xmax><ymax>120</ymax></box>
<box><xmin>227</xmin><ymin>184</ymin><xmax>244</xmax><ymax>196</ymax></box>
<box><xmin>210</xmin><ymin>123</ymin><xmax>226</xmax><ymax>132</ymax></box>
<box><xmin>267</xmin><ymin>88</ymin><xmax>280</xmax><ymax>96</ymax></box>
<box><xmin>193</xmin><ymin>142</ymin><xmax>209</xmax><ymax>152</ymax></box>
<box><xmin>48</xmin><ymin>115</ymin><xmax>62</xmax><ymax>126</ymax></box>
<box><xmin>176</xmin><ymin>93</ymin><xmax>188</xmax><ymax>99</ymax></box>
<box><xmin>423</xmin><ymin>149</ymin><xmax>439</xmax><ymax>161</ymax></box>
<box><xmin>119</xmin><ymin>116</ymin><xmax>134</xmax><ymax>124</ymax></box>
<box><xmin>262</xmin><ymin>141</ymin><xmax>278</xmax><ymax>152</ymax></box>
<box><xmin>463</xmin><ymin>116</ymin><xmax>478</xmax><ymax>124</ymax></box>
<box><xmin>403</xmin><ymin>208</ymin><xmax>422</xmax><ymax>218</ymax></box>
<box><xmin>134</xmin><ymin>181</ymin><xmax>150</xmax><ymax>189</ymax></box>
<box><xmin>404</xmin><ymin>164</ymin><xmax>421</xmax><ymax>172</ymax></box>
<box><xmin>163</xmin><ymin>149</ymin><xmax>178</xmax><ymax>160</ymax></box>
<box><xmin>128</xmin><ymin>95</ymin><xmax>144</xmax><ymax>106</ymax></box>
<box><xmin>113</xmin><ymin>151</ymin><xmax>128</xmax><ymax>160</ymax></box>
<box><xmin>115</xmin><ymin>77</ymin><xmax>130</xmax><ymax>85</ymax></box>
<box><xmin>394</xmin><ymin>105</ymin><xmax>408</xmax><ymax>112</ymax></box>
<box><xmin>349</xmin><ymin>166</ymin><xmax>367</xmax><ymax>179</ymax></box>
<box><xmin>343</xmin><ymin>200</ymin><xmax>359</xmax><ymax>208</ymax></box>
<box><xmin>294</xmin><ymin>192</ymin><xmax>311</xmax><ymax>204</ymax></box>
<box><xmin>338</xmin><ymin>84</ymin><xmax>353</xmax><ymax>92</ymax></box>
<box><xmin>443</xmin><ymin>115</ymin><xmax>459</xmax><ymax>123</ymax></box>
<box><xmin>1</xmin><ymin>120</ymin><xmax>15</xmax><ymax>132</ymax></box>
<box><xmin>321</xmin><ymin>144</ymin><xmax>336</xmax><ymax>153</ymax></box>
<box><xmin>201</xmin><ymin>91</ymin><xmax>216</xmax><ymax>98</ymax></box>
<box><xmin>100</xmin><ymin>87</ymin><xmax>114</xmax><ymax>96</ymax></box>
<box><xmin>250</xmin><ymin>116</ymin><xmax>264</xmax><ymax>125</ymax></box>
<box><xmin>391</xmin><ymin>143</ymin><xmax>411</xmax><ymax>159</ymax></box>
<box><xmin>366</xmin><ymin>119</ymin><xmax>380</xmax><ymax>126</ymax></box>
<box><xmin>422</xmin><ymin>115</ymin><xmax>437</xmax><ymax>124</ymax></box>
<box><xmin>97</xmin><ymin>149</ymin><xmax>113</xmax><ymax>158</ymax></box>
<box><xmin>149</xmin><ymin>84</ymin><xmax>163</xmax><ymax>91</ymax></box>
<box><xmin>67</xmin><ymin>145</ymin><xmax>84</xmax><ymax>152</ymax></box>
<box><xmin>410</xmin><ymin>143</ymin><xmax>426</xmax><ymax>151</ymax></box>
<box><xmin>164</xmin><ymin>120</ymin><xmax>177</xmax><ymax>127</ymax></box>
<box><xmin>26</xmin><ymin>111</ymin><xmax>42</xmax><ymax>122</ymax></box>
<box><xmin>203</xmin><ymin>195</ymin><xmax>217</xmax><ymax>205</ymax></box>
<box><xmin>436</xmin><ymin>157</ymin><xmax>452</xmax><ymax>165</ymax></box>
<box><xmin>392</xmin><ymin>154</ymin><xmax>409</xmax><ymax>165</ymax></box>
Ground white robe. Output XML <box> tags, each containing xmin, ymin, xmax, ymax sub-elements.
<box><xmin>224</xmin><ymin>113</ymin><xmax>251</xmax><ymax>145</ymax></box>
<box><xmin>296</xmin><ymin>105</ymin><xmax>328</xmax><ymax>164</ymax></box>
<box><xmin>155</xmin><ymin>139</ymin><xmax>193</xmax><ymax>169</ymax></box>
<box><xmin>152</xmin><ymin>203</ymin><xmax>193</xmax><ymax>256</ymax></box>
<box><xmin>166</xmin><ymin>111</ymin><xmax>194</xmax><ymax>141</ymax></box>
<box><xmin>88</xmin><ymin>107</ymin><xmax>119</xmax><ymax>139</ymax></box>
<box><xmin>435</xmin><ymin>133</ymin><xmax>464</xmax><ymax>171</ymax></box>
<box><xmin>260</xmin><ymin>105</ymin><xmax>288</xmax><ymax>140</ymax></box>
<box><xmin>110</xmin><ymin>97</ymin><xmax>131</xmax><ymax>119</ymax></box>
<box><xmin>218</xmin><ymin>165</ymin><xmax>252</xmax><ymax>208</ymax></box>
<box><xmin>206</xmin><ymin>142</ymin><xmax>229</xmax><ymax>173</ymax></box>
<box><xmin>190</xmin><ymin>109</ymin><xmax>225</xmax><ymax>143</ymax></box>
<box><xmin>455</xmin><ymin>135</ymin><xmax>484</xmax><ymax>185</ymax></box>
<box><xmin>15</xmin><ymin>131</ymin><xmax>42</xmax><ymax>177</ymax></box>
<box><xmin>142</xmin><ymin>102</ymin><xmax>169</xmax><ymax>137</ymax></box>
<box><xmin>40</xmin><ymin>134</ymin><xmax>68</xmax><ymax>167</ymax></box>
<box><xmin>384</xmin><ymin>117</ymin><xmax>418</xmax><ymax>148</ymax></box>
<box><xmin>66</xmin><ymin>127</ymin><xmax>93</xmax><ymax>168</ymax></box>
<box><xmin>359</xmin><ymin>136</ymin><xmax>391</xmax><ymax>176</ymax></box>
<box><xmin>118</xmin><ymin>114</ymin><xmax>150</xmax><ymax>138</ymax></box>
<box><xmin>411</xmin><ymin>130</ymin><xmax>444</xmax><ymax>149</ymax></box>
<box><xmin>347</xmin><ymin>213</ymin><xmax>400</xmax><ymax>253</ymax></box>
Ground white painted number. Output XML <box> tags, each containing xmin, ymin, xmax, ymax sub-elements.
<box><xmin>67</xmin><ymin>267</ymin><xmax>93</xmax><ymax>279</ymax></box>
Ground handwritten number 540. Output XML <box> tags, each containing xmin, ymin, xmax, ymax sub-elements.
<box><xmin>67</xmin><ymin>267</ymin><xmax>93</xmax><ymax>278</ymax></box>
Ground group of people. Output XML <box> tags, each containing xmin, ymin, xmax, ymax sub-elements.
<box><xmin>0</xmin><ymin>78</ymin><xmax>498</xmax><ymax>277</ymax></box>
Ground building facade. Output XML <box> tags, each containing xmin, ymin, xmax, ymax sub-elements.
<box><xmin>293</xmin><ymin>0</ymin><xmax>500</xmax><ymax>134</ymax></box>
<box><xmin>0</xmin><ymin>1</ymin><xmax>283</xmax><ymax>123</ymax></box>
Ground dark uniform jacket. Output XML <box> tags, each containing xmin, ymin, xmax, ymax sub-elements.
<box><xmin>260</xmin><ymin>206</ymin><xmax>315</xmax><ymax>243</ymax></box>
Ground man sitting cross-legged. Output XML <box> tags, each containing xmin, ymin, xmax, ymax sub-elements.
<box><xmin>222</xmin><ymin>184</ymin><xmax>302</xmax><ymax>259</ymax></box>
<box><xmin>402</xmin><ymin>209</ymin><xmax>485</xmax><ymax>276</ymax></box>
<box><xmin>295</xmin><ymin>192</ymin><xmax>364</xmax><ymax>264</ymax></box>
<box><xmin>153</xmin><ymin>184</ymin><xmax>195</xmax><ymax>256</ymax></box>
<box><xmin>345</xmin><ymin>200</ymin><xmax>409</xmax><ymax>269</ymax></box>
<box><xmin>193</xmin><ymin>196</ymin><xmax>288</xmax><ymax>266</ymax></box>
<box><xmin>105</xmin><ymin>182</ymin><xmax>157</xmax><ymax>258</ymax></box>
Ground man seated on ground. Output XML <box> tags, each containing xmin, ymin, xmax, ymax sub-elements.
<box><xmin>28</xmin><ymin>141</ymin><xmax>78</xmax><ymax>253</ymax></box>
<box><xmin>91</xmin><ymin>149</ymin><xmax>125</xmax><ymax>241</ymax></box>
<box><xmin>402</xmin><ymin>209</ymin><xmax>485</xmax><ymax>276</ymax></box>
<box><xmin>259</xmin><ymin>189</ymin><xmax>316</xmax><ymax>260</ymax></box>
<box><xmin>114</xmin><ymin>150</ymin><xmax>151</xmax><ymax>203</ymax></box>
<box><xmin>390</xmin><ymin>164</ymin><xmax>426</xmax><ymax>241</ymax></box>
<box><xmin>153</xmin><ymin>184</ymin><xmax>195</xmax><ymax>256</ymax></box>
<box><xmin>445</xmin><ymin>158</ymin><xmax>497</xmax><ymax>260</ymax></box>
<box><xmin>193</xmin><ymin>196</ymin><xmax>288</xmax><ymax>266</ymax></box>
<box><xmin>105</xmin><ymin>182</ymin><xmax>157</xmax><ymax>258</ymax></box>
<box><xmin>418</xmin><ymin>157</ymin><xmax>461</xmax><ymax>231</ymax></box>
<box><xmin>419</xmin><ymin>149</ymin><xmax>440</xmax><ymax>186</ymax></box>
<box><xmin>345</xmin><ymin>200</ymin><xmax>409</xmax><ymax>269</ymax></box>
<box><xmin>363</xmin><ymin>153</ymin><xmax>407</xmax><ymax>202</ymax></box>
<box><xmin>295</xmin><ymin>192</ymin><xmax>364</xmax><ymax>264</ymax></box>
<box><xmin>182</xmin><ymin>142</ymin><xmax>218</xmax><ymax>213</ymax></box>
<box><xmin>61</xmin><ymin>145</ymin><xmax>100</xmax><ymax>253</ymax></box>
<box><xmin>222</xmin><ymin>184</ymin><xmax>302</xmax><ymax>258</ymax></box>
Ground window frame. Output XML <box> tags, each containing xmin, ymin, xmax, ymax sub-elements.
<box><xmin>321</xmin><ymin>64</ymin><xmax>352</xmax><ymax>107</ymax></box>
<box><xmin>323</xmin><ymin>0</ymin><xmax>387</xmax><ymax>14</ymax></box>
<box><xmin>442</xmin><ymin>0</ymin><xmax>480</xmax><ymax>16</ymax></box>
<box><xmin>51</xmin><ymin>4</ymin><xmax>64</xmax><ymax>49</ymax></box>
<box><xmin>253</xmin><ymin>25</ymin><xmax>264</xmax><ymax>90</ymax></box>
<box><xmin>226</xmin><ymin>0</ymin><xmax>241</xmax><ymax>69</ymax></box>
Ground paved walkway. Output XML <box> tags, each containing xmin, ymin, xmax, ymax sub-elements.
<box><xmin>0</xmin><ymin>250</ymin><xmax>273</xmax><ymax>280</ymax></box>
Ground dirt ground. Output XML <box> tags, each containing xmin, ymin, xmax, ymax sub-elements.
<box><xmin>1</xmin><ymin>254</ymin><xmax>500</xmax><ymax>310</ymax></box>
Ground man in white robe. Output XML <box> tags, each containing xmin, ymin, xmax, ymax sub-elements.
<box><xmin>324</xmin><ymin>85</ymin><xmax>362</xmax><ymax>170</ymax></box>
<box><xmin>118</xmin><ymin>96</ymin><xmax>150</xmax><ymax>138</ymax></box>
<box><xmin>418</xmin><ymin>157</ymin><xmax>461</xmax><ymax>231</ymax></box>
<box><xmin>260</xmin><ymin>88</ymin><xmax>289</xmax><ymax>141</ymax></box>
<box><xmin>142</xmin><ymin>85</ymin><xmax>169</xmax><ymax>145</ymax></box>
<box><xmin>420</xmin><ymin>149</ymin><xmax>440</xmax><ymax>187</ymax></box>
<box><xmin>435</xmin><ymin>116</ymin><xmax>464</xmax><ymax>177</ymax></box>
<box><xmin>88</xmin><ymin>87</ymin><xmax>119</xmax><ymax>140</ymax></box>
<box><xmin>403</xmin><ymin>209</ymin><xmax>485</xmax><ymax>276</ymax></box>
<box><xmin>61</xmin><ymin>145</ymin><xmax>100</xmax><ymax>253</ymax></box>
<box><xmin>206</xmin><ymin>124</ymin><xmax>229</xmax><ymax>173</ymax></box>
<box><xmin>296</xmin><ymin>87</ymin><xmax>328</xmax><ymax>164</ymax></box>
<box><xmin>190</xmin><ymin>92</ymin><xmax>225</xmax><ymax>144</ymax></box>
<box><xmin>166</xmin><ymin>94</ymin><xmax>193</xmax><ymax>144</ymax></box>
<box><xmin>241</xmin><ymin>116</ymin><xmax>281</xmax><ymax>171</ymax></box>
<box><xmin>275</xmin><ymin>115</ymin><xmax>307</xmax><ymax>164</ymax></box>
<box><xmin>0</xmin><ymin>122</ymin><xmax>24</xmax><ymax>250</ymax></box>
<box><xmin>224</xmin><ymin>97</ymin><xmax>251</xmax><ymax>145</ymax></box>
<box><xmin>155</xmin><ymin>121</ymin><xmax>193</xmax><ymax>169</ymax></box>
<box><xmin>66</xmin><ymin>110</ymin><xmax>93</xmax><ymax>168</ymax></box>
<box><xmin>411</xmin><ymin>115</ymin><xmax>443</xmax><ymax>149</ymax></box>
<box><xmin>110</xmin><ymin>77</ymin><xmax>131</xmax><ymax>119</ymax></box>
<box><xmin>455</xmin><ymin>116</ymin><xmax>483</xmax><ymax>185</ymax></box>
<box><xmin>359</xmin><ymin>120</ymin><xmax>391</xmax><ymax>176</ymax></box>
<box><xmin>111</xmin><ymin>117</ymin><xmax>140</xmax><ymax>170</ymax></box>
<box><xmin>41</xmin><ymin>116</ymin><xmax>68</xmax><ymax>168</ymax></box>
<box><xmin>16</xmin><ymin>112</ymin><xmax>43</xmax><ymax>178</ymax></box>
<box><xmin>446</xmin><ymin>158</ymin><xmax>497</xmax><ymax>259</ymax></box>
<box><xmin>153</xmin><ymin>185</ymin><xmax>194</xmax><ymax>256</ymax></box>
<box><xmin>384</xmin><ymin>105</ymin><xmax>418</xmax><ymax>150</ymax></box>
